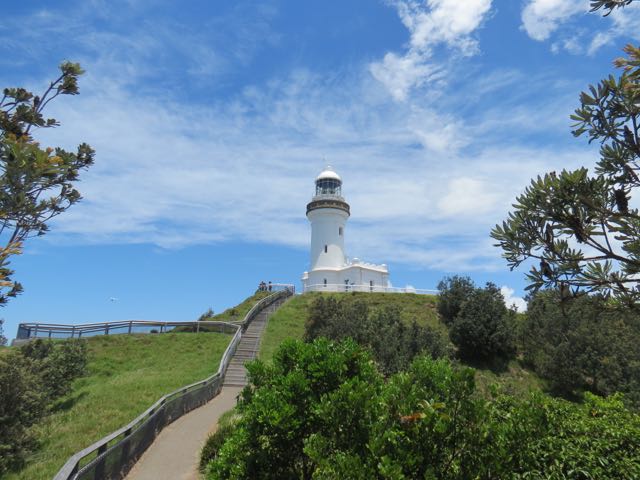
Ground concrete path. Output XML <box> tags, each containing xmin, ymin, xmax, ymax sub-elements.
<box><xmin>126</xmin><ymin>386</ymin><xmax>241</xmax><ymax>480</ymax></box>
<box><xmin>126</xmin><ymin>295</ymin><xmax>287</xmax><ymax>480</ymax></box>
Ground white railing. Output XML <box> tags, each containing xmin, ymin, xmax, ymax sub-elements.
<box><xmin>303</xmin><ymin>284</ymin><xmax>438</xmax><ymax>295</ymax></box>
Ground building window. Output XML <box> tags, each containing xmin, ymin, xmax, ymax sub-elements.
<box><xmin>339</xmin><ymin>227</ymin><xmax>343</xmax><ymax>236</ymax></box>
<box><xmin>370</xmin><ymin>280</ymin><xmax>374</xmax><ymax>292</ymax></box>
<box><xmin>324</xmin><ymin>245</ymin><xmax>328</xmax><ymax>253</ymax></box>
<box><xmin>323</xmin><ymin>279</ymin><xmax>327</xmax><ymax>286</ymax></box>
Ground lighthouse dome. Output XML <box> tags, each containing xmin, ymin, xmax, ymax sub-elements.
<box><xmin>315</xmin><ymin>166</ymin><xmax>341</xmax><ymax>182</ymax></box>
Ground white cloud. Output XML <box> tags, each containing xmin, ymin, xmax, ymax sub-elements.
<box><xmin>501</xmin><ymin>286</ymin><xmax>527</xmax><ymax>312</ymax></box>
<box><xmin>370</xmin><ymin>0</ymin><xmax>492</xmax><ymax>101</ymax></box>
<box><xmin>521</xmin><ymin>0</ymin><xmax>640</xmax><ymax>55</ymax></box>
<box><xmin>3</xmin><ymin>0</ymin><xmax>601</xmax><ymax>276</ymax></box>
<box><xmin>521</xmin><ymin>0</ymin><xmax>587</xmax><ymax>41</ymax></box>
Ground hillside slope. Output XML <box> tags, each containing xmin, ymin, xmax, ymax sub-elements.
<box><xmin>6</xmin><ymin>332</ymin><xmax>231</xmax><ymax>480</ymax></box>
<box><xmin>259</xmin><ymin>292</ymin><xmax>543</xmax><ymax>396</ymax></box>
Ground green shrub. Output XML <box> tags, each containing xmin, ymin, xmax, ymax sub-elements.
<box><xmin>21</xmin><ymin>338</ymin><xmax>87</xmax><ymax>401</ymax></box>
<box><xmin>0</xmin><ymin>352</ymin><xmax>44</xmax><ymax>473</ymax></box>
<box><xmin>0</xmin><ymin>339</ymin><xmax>87</xmax><ymax>474</ymax></box>
<box><xmin>305</xmin><ymin>296</ymin><xmax>451</xmax><ymax>374</ymax></box>
<box><xmin>449</xmin><ymin>283</ymin><xmax>516</xmax><ymax>362</ymax></box>
<box><xmin>200</xmin><ymin>411</ymin><xmax>238</xmax><ymax>473</ymax></box>
<box><xmin>524</xmin><ymin>291</ymin><xmax>640</xmax><ymax>405</ymax></box>
<box><xmin>437</xmin><ymin>275</ymin><xmax>476</xmax><ymax>325</ymax></box>
<box><xmin>206</xmin><ymin>339</ymin><xmax>640</xmax><ymax>479</ymax></box>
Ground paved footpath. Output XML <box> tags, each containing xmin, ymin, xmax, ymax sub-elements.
<box><xmin>125</xmin><ymin>386</ymin><xmax>241</xmax><ymax>480</ymax></box>
<box><xmin>126</xmin><ymin>295</ymin><xmax>287</xmax><ymax>480</ymax></box>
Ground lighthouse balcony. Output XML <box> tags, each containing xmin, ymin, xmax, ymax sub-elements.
<box><xmin>306</xmin><ymin>196</ymin><xmax>350</xmax><ymax>215</ymax></box>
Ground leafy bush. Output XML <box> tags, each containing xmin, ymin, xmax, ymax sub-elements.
<box><xmin>524</xmin><ymin>291</ymin><xmax>640</xmax><ymax>405</ymax></box>
<box><xmin>200</xmin><ymin>411</ymin><xmax>238</xmax><ymax>473</ymax></box>
<box><xmin>198</xmin><ymin>307</ymin><xmax>215</xmax><ymax>322</ymax></box>
<box><xmin>305</xmin><ymin>295</ymin><xmax>451</xmax><ymax>374</ymax></box>
<box><xmin>209</xmin><ymin>338</ymin><xmax>380</xmax><ymax>479</ymax></box>
<box><xmin>0</xmin><ymin>339</ymin><xmax>87</xmax><ymax>474</ymax></box>
<box><xmin>448</xmin><ymin>283</ymin><xmax>516</xmax><ymax>362</ymax></box>
<box><xmin>437</xmin><ymin>275</ymin><xmax>476</xmax><ymax>325</ymax></box>
<box><xmin>0</xmin><ymin>352</ymin><xmax>44</xmax><ymax>473</ymax></box>
<box><xmin>206</xmin><ymin>339</ymin><xmax>640</xmax><ymax>479</ymax></box>
<box><xmin>21</xmin><ymin>338</ymin><xmax>88</xmax><ymax>400</ymax></box>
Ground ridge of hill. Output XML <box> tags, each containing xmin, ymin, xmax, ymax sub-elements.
<box><xmin>259</xmin><ymin>292</ymin><xmax>543</xmax><ymax>397</ymax></box>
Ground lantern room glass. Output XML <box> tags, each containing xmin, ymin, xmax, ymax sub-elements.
<box><xmin>316</xmin><ymin>178</ymin><xmax>342</xmax><ymax>196</ymax></box>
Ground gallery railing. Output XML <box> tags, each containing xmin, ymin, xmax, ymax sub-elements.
<box><xmin>303</xmin><ymin>283</ymin><xmax>438</xmax><ymax>295</ymax></box>
<box><xmin>51</xmin><ymin>288</ymin><xmax>292</xmax><ymax>480</ymax></box>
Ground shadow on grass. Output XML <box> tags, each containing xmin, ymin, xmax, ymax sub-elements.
<box><xmin>51</xmin><ymin>391</ymin><xmax>88</xmax><ymax>413</ymax></box>
<box><xmin>462</xmin><ymin>355</ymin><xmax>512</xmax><ymax>374</ymax></box>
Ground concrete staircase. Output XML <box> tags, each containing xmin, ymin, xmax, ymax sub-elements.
<box><xmin>223</xmin><ymin>296</ymin><xmax>287</xmax><ymax>387</ymax></box>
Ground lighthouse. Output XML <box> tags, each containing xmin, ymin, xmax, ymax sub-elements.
<box><xmin>302</xmin><ymin>166</ymin><xmax>389</xmax><ymax>292</ymax></box>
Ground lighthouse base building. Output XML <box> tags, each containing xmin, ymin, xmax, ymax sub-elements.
<box><xmin>302</xmin><ymin>167</ymin><xmax>390</xmax><ymax>293</ymax></box>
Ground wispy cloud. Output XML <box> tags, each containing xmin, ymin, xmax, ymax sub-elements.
<box><xmin>5</xmin><ymin>0</ymin><xmax>600</xmax><ymax>274</ymax></box>
<box><xmin>369</xmin><ymin>0</ymin><xmax>493</xmax><ymax>101</ymax></box>
<box><xmin>521</xmin><ymin>0</ymin><xmax>640</xmax><ymax>54</ymax></box>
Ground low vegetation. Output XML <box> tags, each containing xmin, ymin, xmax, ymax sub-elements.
<box><xmin>201</xmin><ymin>273</ymin><xmax>640</xmax><ymax>478</ymax></box>
<box><xmin>3</xmin><ymin>332</ymin><xmax>231</xmax><ymax>480</ymax></box>
<box><xmin>206</xmin><ymin>339</ymin><xmax>640</xmax><ymax>479</ymax></box>
<box><xmin>259</xmin><ymin>292</ymin><xmax>440</xmax><ymax>362</ymax></box>
<box><xmin>0</xmin><ymin>339</ymin><xmax>87</xmax><ymax>475</ymax></box>
<box><xmin>523</xmin><ymin>291</ymin><xmax>640</xmax><ymax>407</ymax></box>
<box><xmin>305</xmin><ymin>295</ymin><xmax>451</xmax><ymax>375</ymax></box>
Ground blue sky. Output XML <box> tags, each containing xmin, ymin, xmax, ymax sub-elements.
<box><xmin>2</xmin><ymin>0</ymin><xmax>640</xmax><ymax>339</ymax></box>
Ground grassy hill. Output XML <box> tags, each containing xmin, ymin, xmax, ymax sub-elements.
<box><xmin>260</xmin><ymin>292</ymin><xmax>440</xmax><ymax>362</ymax></box>
<box><xmin>259</xmin><ymin>292</ymin><xmax>543</xmax><ymax>396</ymax></box>
<box><xmin>6</xmin><ymin>332</ymin><xmax>231</xmax><ymax>480</ymax></box>
<box><xmin>208</xmin><ymin>290</ymin><xmax>271</xmax><ymax>323</ymax></box>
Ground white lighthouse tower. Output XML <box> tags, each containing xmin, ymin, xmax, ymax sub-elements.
<box><xmin>302</xmin><ymin>166</ymin><xmax>389</xmax><ymax>292</ymax></box>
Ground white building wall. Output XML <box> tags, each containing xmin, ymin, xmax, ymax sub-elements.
<box><xmin>308</xmin><ymin>208</ymin><xmax>348</xmax><ymax>270</ymax></box>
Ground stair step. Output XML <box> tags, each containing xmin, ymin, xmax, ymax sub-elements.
<box><xmin>222</xmin><ymin>294</ymin><xmax>290</xmax><ymax>387</ymax></box>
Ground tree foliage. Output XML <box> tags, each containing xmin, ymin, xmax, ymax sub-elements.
<box><xmin>0</xmin><ymin>62</ymin><xmax>94</xmax><ymax>305</ymax></box>
<box><xmin>590</xmin><ymin>0</ymin><xmax>636</xmax><ymax>15</ymax></box>
<box><xmin>449</xmin><ymin>283</ymin><xmax>516</xmax><ymax>362</ymax></box>
<box><xmin>206</xmin><ymin>339</ymin><xmax>640</xmax><ymax>479</ymax></box>
<box><xmin>436</xmin><ymin>275</ymin><xmax>476</xmax><ymax>325</ymax></box>
<box><xmin>0</xmin><ymin>319</ymin><xmax>6</xmax><ymax>346</ymax></box>
<box><xmin>437</xmin><ymin>277</ymin><xmax>516</xmax><ymax>362</ymax></box>
<box><xmin>523</xmin><ymin>291</ymin><xmax>640</xmax><ymax>406</ymax></box>
<box><xmin>0</xmin><ymin>338</ymin><xmax>87</xmax><ymax>474</ymax></box>
<box><xmin>305</xmin><ymin>295</ymin><xmax>451</xmax><ymax>374</ymax></box>
<box><xmin>491</xmin><ymin>45</ymin><xmax>640</xmax><ymax>304</ymax></box>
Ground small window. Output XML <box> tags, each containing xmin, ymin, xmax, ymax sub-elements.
<box><xmin>323</xmin><ymin>279</ymin><xmax>327</xmax><ymax>286</ymax></box>
<box><xmin>324</xmin><ymin>245</ymin><xmax>328</xmax><ymax>253</ymax></box>
<box><xmin>339</xmin><ymin>227</ymin><xmax>343</xmax><ymax>236</ymax></box>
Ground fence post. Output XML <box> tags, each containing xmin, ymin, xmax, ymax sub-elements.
<box><xmin>70</xmin><ymin>326</ymin><xmax>74</xmax><ymax>338</ymax></box>
<box><xmin>105</xmin><ymin>323</ymin><xmax>109</xmax><ymax>335</ymax></box>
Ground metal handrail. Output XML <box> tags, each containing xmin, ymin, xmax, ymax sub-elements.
<box><xmin>15</xmin><ymin>320</ymin><xmax>237</xmax><ymax>341</ymax></box>
<box><xmin>303</xmin><ymin>283</ymin><xmax>438</xmax><ymax>295</ymax></box>
<box><xmin>53</xmin><ymin>288</ymin><xmax>292</xmax><ymax>480</ymax></box>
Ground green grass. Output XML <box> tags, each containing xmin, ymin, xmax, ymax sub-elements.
<box><xmin>6</xmin><ymin>332</ymin><xmax>232</xmax><ymax>480</ymax></box>
<box><xmin>259</xmin><ymin>292</ymin><xmax>441</xmax><ymax>362</ymax></box>
<box><xmin>259</xmin><ymin>292</ymin><xmax>543</xmax><ymax>397</ymax></box>
<box><xmin>209</xmin><ymin>290</ymin><xmax>271</xmax><ymax>323</ymax></box>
